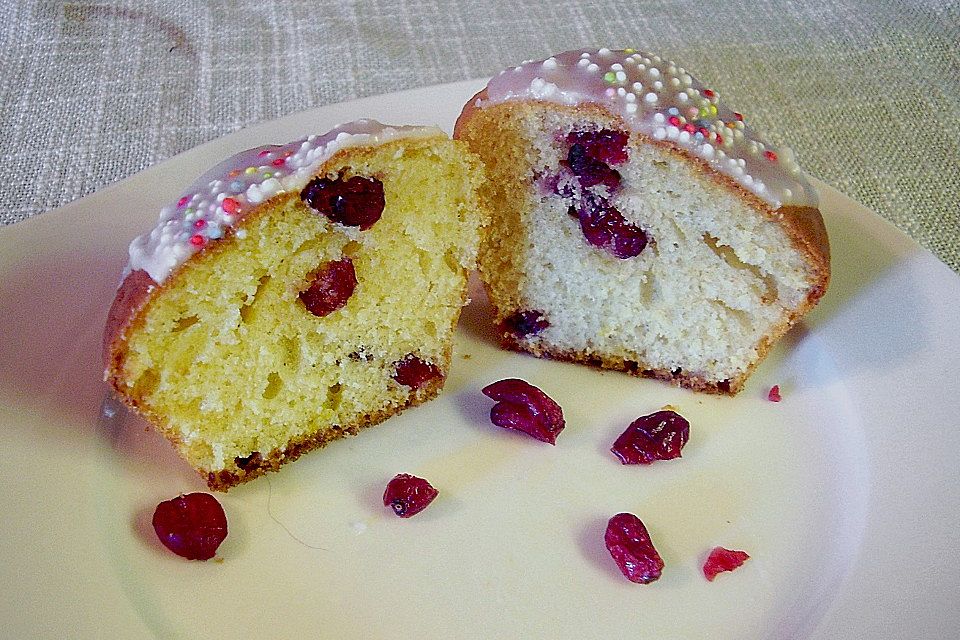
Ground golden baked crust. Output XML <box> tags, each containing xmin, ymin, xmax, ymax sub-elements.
<box><xmin>103</xmin><ymin>267</ymin><xmax>156</xmax><ymax>377</ymax></box>
<box><xmin>203</xmin><ymin>374</ymin><xmax>447</xmax><ymax>490</ymax></box>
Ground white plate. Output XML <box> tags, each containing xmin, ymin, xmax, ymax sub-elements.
<box><xmin>1</xmin><ymin>80</ymin><xmax>958</xmax><ymax>639</ymax></box>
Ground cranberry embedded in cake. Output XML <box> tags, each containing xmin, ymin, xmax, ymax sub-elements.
<box><xmin>300</xmin><ymin>174</ymin><xmax>385</xmax><ymax>229</ymax></box>
<box><xmin>566</xmin><ymin>142</ymin><xmax>622</xmax><ymax>190</ymax></box>
<box><xmin>392</xmin><ymin>355</ymin><xmax>442</xmax><ymax>389</ymax></box>
<box><xmin>556</xmin><ymin>129</ymin><xmax>650</xmax><ymax>259</ymax></box>
<box><xmin>565</xmin><ymin>129</ymin><xmax>629</xmax><ymax>165</ymax></box>
<box><xmin>299</xmin><ymin>258</ymin><xmax>358</xmax><ymax>317</ymax></box>
<box><xmin>574</xmin><ymin>199</ymin><xmax>648</xmax><ymax>259</ymax></box>
<box><xmin>503</xmin><ymin>309</ymin><xmax>550</xmax><ymax>337</ymax></box>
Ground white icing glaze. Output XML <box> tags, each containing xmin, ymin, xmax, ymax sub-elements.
<box><xmin>127</xmin><ymin>120</ymin><xmax>442</xmax><ymax>283</ymax></box>
<box><xmin>481</xmin><ymin>48</ymin><xmax>817</xmax><ymax>209</ymax></box>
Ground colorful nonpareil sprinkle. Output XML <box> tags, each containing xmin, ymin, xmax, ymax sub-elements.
<box><xmin>483</xmin><ymin>48</ymin><xmax>816</xmax><ymax>210</ymax></box>
<box><xmin>125</xmin><ymin>120</ymin><xmax>442</xmax><ymax>284</ymax></box>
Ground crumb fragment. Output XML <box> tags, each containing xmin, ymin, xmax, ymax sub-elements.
<box><xmin>768</xmin><ymin>385</ymin><xmax>781</xmax><ymax>402</ymax></box>
<box><xmin>703</xmin><ymin>547</ymin><xmax>750</xmax><ymax>581</ymax></box>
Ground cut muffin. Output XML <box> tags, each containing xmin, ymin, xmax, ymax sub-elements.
<box><xmin>455</xmin><ymin>49</ymin><xmax>829</xmax><ymax>394</ymax></box>
<box><xmin>104</xmin><ymin>120</ymin><xmax>487</xmax><ymax>489</ymax></box>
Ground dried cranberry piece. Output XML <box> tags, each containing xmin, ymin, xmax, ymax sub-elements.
<box><xmin>611</xmin><ymin>410</ymin><xmax>690</xmax><ymax>464</ymax></box>
<box><xmin>768</xmin><ymin>385</ymin><xmax>782</xmax><ymax>402</ymax></box>
<box><xmin>566</xmin><ymin>129</ymin><xmax>629</xmax><ymax>165</ymax></box>
<box><xmin>567</xmin><ymin>143</ymin><xmax>621</xmax><ymax>190</ymax></box>
<box><xmin>536</xmin><ymin>172</ymin><xmax>562</xmax><ymax>197</ymax></box>
<box><xmin>703</xmin><ymin>547</ymin><xmax>750</xmax><ymax>581</ymax></box>
<box><xmin>503</xmin><ymin>310</ymin><xmax>550</xmax><ymax>337</ymax></box>
<box><xmin>553</xmin><ymin>129</ymin><xmax>650</xmax><ymax>259</ymax></box>
<box><xmin>393</xmin><ymin>355</ymin><xmax>442</xmax><ymax>389</ymax></box>
<box><xmin>300</xmin><ymin>174</ymin><xmax>385</xmax><ymax>230</ymax></box>
<box><xmin>383</xmin><ymin>473</ymin><xmax>438</xmax><ymax>517</ymax></box>
<box><xmin>576</xmin><ymin>200</ymin><xmax>648</xmax><ymax>259</ymax></box>
<box><xmin>604</xmin><ymin>512</ymin><xmax>664</xmax><ymax>584</ymax></box>
<box><xmin>152</xmin><ymin>493</ymin><xmax>228</xmax><ymax>561</ymax></box>
<box><xmin>481</xmin><ymin>378</ymin><xmax>565</xmax><ymax>444</ymax></box>
<box><xmin>299</xmin><ymin>258</ymin><xmax>357</xmax><ymax>317</ymax></box>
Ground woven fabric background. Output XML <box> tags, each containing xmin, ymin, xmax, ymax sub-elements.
<box><xmin>1</xmin><ymin>0</ymin><xmax>958</xmax><ymax>271</ymax></box>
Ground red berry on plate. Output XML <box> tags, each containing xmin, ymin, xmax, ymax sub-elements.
<box><xmin>481</xmin><ymin>378</ymin><xmax>565</xmax><ymax>444</ymax></box>
<box><xmin>383</xmin><ymin>474</ymin><xmax>438</xmax><ymax>517</ymax></box>
<box><xmin>152</xmin><ymin>493</ymin><xmax>228</xmax><ymax>560</ymax></box>
<box><xmin>611</xmin><ymin>410</ymin><xmax>690</xmax><ymax>464</ymax></box>
<box><xmin>768</xmin><ymin>385</ymin><xmax>782</xmax><ymax>402</ymax></box>
<box><xmin>604</xmin><ymin>513</ymin><xmax>664</xmax><ymax>584</ymax></box>
<box><xmin>703</xmin><ymin>547</ymin><xmax>750</xmax><ymax>581</ymax></box>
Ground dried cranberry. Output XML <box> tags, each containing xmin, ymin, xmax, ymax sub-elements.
<box><xmin>703</xmin><ymin>547</ymin><xmax>750</xmax><ymax>581</ymax></box>
<box><xmin>768</xmin><ymin>385</ymin><xmax>782</xmax><ymax>402</ymax></box>
<box><xmin>481</xmin><ymin>378</ymin><xmax>565</xmax><ymax>444</ymax></box>
<box><xmin>604</xmin><ymin>513</ymin><xmax>664</xmax><ymax>584</ymax></box>
<box><xmin>503</xmin><ymin>310</ymin><xmax>550</xmax><ymax>337</ymax></box>
<box><xmin>567</xmin><ymin>143</ymin><xmax>621</xmax><ymax>190</ymax></box>
<box><xmin>566</xmin><ymin>129</ymin><xmax>629</xmax><ymax>165</ymax></box>
<box><xmin>383</xmin><ymin>473</ymin><xmax>438</xmax><ymax>517</ymax></box>
<box><xmin>611</xmin><ymin>410</ymin><xmax>690</xmax><ymax>465</ymax></box>
<box><xmin>552</xmin><ymin>129</ymin><xmax>650</xmax><ymax>259</ymax></box>
<box><xmin>152</xmin><ymin>493</ymin><xmax>228</xmax><ymax>561</ymax></box>
<box><xmin>576</xmin><ymin>199</ymin><xmax>648</xmax><ymax>259</ymax></box>
<box><xmin>536</xmin><ymin>172</ymin><xmax>562</xmax><ymax>197</ymax></box>
<box><xmin>393</xmin><ymin>355</ymin><xmax>442</xmax><ymax>389</ymax></box>
<box><xmin>300</xmin><ymin>174</ymin><xmax>385</xmax><ymax>230</ymax></box>
<box><xmin>299</xmin><ymin>258</ymin><xmax>357</xmax><ymax>317</ymax></box>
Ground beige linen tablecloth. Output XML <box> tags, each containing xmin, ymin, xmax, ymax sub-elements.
<box><xmin>1</xmin><ymin>0</ymin><xmax>958</xmax><ymax>272</ymax></box>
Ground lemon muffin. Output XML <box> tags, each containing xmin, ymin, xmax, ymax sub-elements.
<box><xmin>455</xmin><ymin>49</ymin><xmax>829</xmax><ymax>394</ymax></box>
<box><xmin>104</xmin><ymin>120</ymin><xmax>487</xmax><ymax>489</ymax></box>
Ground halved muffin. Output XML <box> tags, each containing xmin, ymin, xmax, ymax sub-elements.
<box><xmin>455</xmin><ymin>49</ymin><xmax>829</xmax><ymax>393</ymax></box>
<box><xmin>104</xmin><ymin>121</ymin><xmax>487</xmax><ymax>489</ymax></box>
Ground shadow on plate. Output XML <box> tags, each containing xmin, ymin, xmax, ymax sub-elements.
<box><xmin>454</xmin><ymin>272</ymin><xmax>503</xmax><ymax>347</ymax></box>
<box><xmin>0</xmin><ymin>243</ymin><xmax>123</xmax><ymax>423</ymax></box>
<box><xmin>780</xmin><ymin>198</ymin><xmax>928</xmax><ymax>386</ymax></box>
